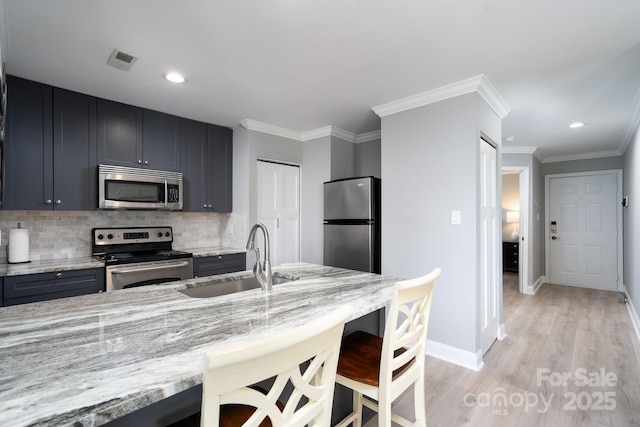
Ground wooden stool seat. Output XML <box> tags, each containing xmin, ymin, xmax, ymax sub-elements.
<box><xmin>337</xmin><ymin>331</ymin><xmax>413</xmax><ymax>387</ymax></box>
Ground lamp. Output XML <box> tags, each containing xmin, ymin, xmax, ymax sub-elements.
<box><xmin>506</xmin><ymin>210</ymin><xmax>520</xmax><ymax>241</ymax></box>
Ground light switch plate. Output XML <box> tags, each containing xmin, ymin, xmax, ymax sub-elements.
<box><xmin>451</xmin><ymin>210</ymin><xmax>461</xmax><ymax>225</ymax></box>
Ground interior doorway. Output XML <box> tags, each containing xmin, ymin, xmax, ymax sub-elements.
<box><xmin>501</xmin><ymin>167</ymin><xmax>529</xmax><ymax>294</ymax></box>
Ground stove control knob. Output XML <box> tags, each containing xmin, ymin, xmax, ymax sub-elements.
<box><xmin>107</xmin><ymin>234</ymin><xmax>114</xmax><ymax>240</ymax></box>
<box><xmin>165</xmin><ymin>232</ymin><xmax>170</xmax><ymax>237</ymax></box>
<box><xmin>157</xmin><ymin>232</ymin><xmax>163</xmax><ymax>238</ymax></box>
<box><xmin>97</xmin><ymin>234</ymin><xmax>104</xmax><ymax>240</ymax></box>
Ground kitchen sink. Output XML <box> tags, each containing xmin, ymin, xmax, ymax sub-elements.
<box><xmin>179</xmin><ymin>275</ymin><xmax>294</xmax><ymax>298</ymax></box>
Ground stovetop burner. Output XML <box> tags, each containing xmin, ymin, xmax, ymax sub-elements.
<box><xmin>92</xmin><ymin>226</ymin><xmax>193</xmax><ymax>266</ymax></box>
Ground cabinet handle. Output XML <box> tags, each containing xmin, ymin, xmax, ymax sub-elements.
<box><xmin>45</xmin><ymin>199</ymin><xmax>52</xmax><ymax>204</ymax></box>
<box><xmin>55</xmin><ymin>200</ymin><xmax>62</xmax><ymax>204</ymax></box>
<box><xmin>203</xmin><ymin>204</ymin><xmax>208</xmax><ymax>208</ymax></box>
<box><xmin>144</xmin><ymin>160</ymin><xmax>149</xmax><ymax>165</ymax></box>
<box><xmin>56</xmin><ymin>272</ymin><xmax>62</xmax><ymax>278</ymax></box>
<box><xmin>138</xmin><ymin>160</ymin><xmax>142</xmax><ymax>164</ymax></box>
<box><xmin>208</xmin><ymin>204</ymin><xmax>212</xmax><ymax>209</ymax></box>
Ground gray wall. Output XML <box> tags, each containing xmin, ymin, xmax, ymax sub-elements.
<box><xmin>302</xmin><ymin>136</ymin><xmax>331</xmax><ymax>264</ymax></box>
<box><xmin>502</xmin><ymin>153</ymin><xmax>545</xmax><ymax>287</ymax></box>
<box><xmin>330</xmin><ymin>137</ymin><xmax>356</xmax><ymax>180</ymax></box>
<box><xmin>541</xmin><ymin>156</ymin><xmax>623</xmax><ymax>175</ymax></box>
<box><xmin>381</xmin><ymin>93</ymin><xmax>502</xmax><ymax>355</ymax></box>
<box><xmin>623</xmin><ymin>123</ymin><xmax>639</xmax><ymax>319</ymax></box>
<box><xmin>355</xmin><ymin>139</ymin><xmax>382</xmax><ymax>177</ymax></box>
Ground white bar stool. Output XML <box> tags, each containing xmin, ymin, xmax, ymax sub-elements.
<box><xmin>172</xmin><ymin>305</ymin><xmax>353</xmax><ymax>427</ymax></box>
<box><xmin>334</xmin><ymin>268</ymin><xmax>441</xmax><ymax>427</ymax></box>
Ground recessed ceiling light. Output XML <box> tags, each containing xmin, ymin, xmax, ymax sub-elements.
<box><xmin>569</xmin><ymin>121</ymin><xmax>585</xmax><ymax>128</ymax></box>
<box><xmin>164</xmin><ymin>72</ymin><xmax>186</xmax><ymax>84</ymax></box>
<box><xmin>504</xmin><ymin>136</ymin><xmax>515</xmax><ymax>142</ymax></box>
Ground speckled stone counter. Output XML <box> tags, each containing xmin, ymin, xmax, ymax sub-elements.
<box><xmin>0</xmin><ymin>263</ymin><xmax>401</xmax><ymax>427</ymax></box>
<box><xmin>0</xmin><ymin>247</ymin><xmax>245</xmax><ymax>278</ymax></box>
<box><xmin>184</xmin><ymin>246</ymin><xmax>246</xmax><ymax>258</ymax></box>
<box><xmin>0</xmin><ymin>257</ymin><xmax>104</xmax><ymax>277</ymax></box>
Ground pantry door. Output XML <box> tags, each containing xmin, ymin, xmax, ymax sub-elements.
<box><xmin>547</xmin><ymin>171</ymin><xmax>621</xmax><ymax>291</ymax></box>
<box><xmin>257</xmin><ymin>160</ymin><xmax>300</xmax><ymax>266</ymax></box>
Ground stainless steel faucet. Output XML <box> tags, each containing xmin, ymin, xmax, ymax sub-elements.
<box><xmin>246</xmin><ymin>223</ymin><xmax>273</xmax><ymax>292</ymax></box>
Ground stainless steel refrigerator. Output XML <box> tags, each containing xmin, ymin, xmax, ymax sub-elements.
<box><xmin>323</xmin><ymin>176</ymin><xmax>381</xmax><ymax>273</ymax></box>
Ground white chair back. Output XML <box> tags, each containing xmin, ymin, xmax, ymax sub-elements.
<box><xmin>379</xmin><ymin>268</ymin><xmax>441</xmax><ymax>416</ymax></box>
<box><xmin>201</xmin><ymin>305</ymin><xmax>353</xmax><ymax>427</ymax></box>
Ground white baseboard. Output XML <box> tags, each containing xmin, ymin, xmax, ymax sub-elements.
<box><xmin>497</xmin><ymin>323</ymin><xmax>507</xmax><ymax>340</ymax></box>
<box><xmin>524</xmin><ymin>275</ymin><xmax>545</xmax><ymax>295</ymax></box>
<box><xmin>622</xmin><ymin>284</ymin><xmax>640</xmax><ymax>345</ymax></box>
<box><xmin>426</xmin><ymin>339</ymin><xmax>484</xmax><ymax>371</ymax></box>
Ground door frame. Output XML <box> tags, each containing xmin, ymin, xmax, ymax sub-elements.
<box><xmin>502</xmin><ymin>166</ymin><xmax>530</xmax><ymax>294</ymax></box>
<box><xmin>544</xmin><ymin>169</ymin><xmax>623</xmax><ymax>291</ymax></box>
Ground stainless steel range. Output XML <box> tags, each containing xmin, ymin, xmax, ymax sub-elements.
<box><xmin>92</xmin><ymin>226</ymin><xmax>193</xmax><ymax>291</ymax></box>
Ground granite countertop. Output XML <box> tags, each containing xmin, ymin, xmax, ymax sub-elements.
<box><xmin>0</xmin><ymin>263</ymin><xmax>401</xmax><ymax>427</ymax></box>
<box><xmin>0</xmin><ymin>247</ymin><xmax>246</xmax><ymax>277</ymax></box>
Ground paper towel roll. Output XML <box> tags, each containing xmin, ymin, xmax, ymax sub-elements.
<box><xmin>8</xmin><ymin>228</ymin><xmax>29</xmax><ymax>263</ymax></box>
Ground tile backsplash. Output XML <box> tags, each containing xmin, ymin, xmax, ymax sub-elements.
<box><xmin>0</xmin><ymin>210</ymin><xmax>247</xmax><ymax>263</ymax></box>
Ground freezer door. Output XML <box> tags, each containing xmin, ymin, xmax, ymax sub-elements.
<box><xmin>324</xmin><ymin>177</ymin><xmax>373</xmax><ymax>220</ymax></box>
<box><xmin>324</xmin><ymin>224</ymin><xmax>373</xmax><ymax>272</ymax></box>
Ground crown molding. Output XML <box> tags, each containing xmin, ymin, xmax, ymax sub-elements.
<box><xmin>372</xmin><ymin>74</ymin><xmax>510</xmax><ymax>120</ymax></box>
<box><xmin>238</xmin><ymin>119</ymin><xmax>302</xmax><ymax>141</ymax></box>
<box><xmin>355</xmin><ymin>130</ymin><xmax>381</xmax><ymax>143</ymax></box>
<box><xmin>542</xmin><ymin>149</ymin><xmax>624</xmax><ymax>164</ymax></box>
<box><xmin>501</xmin><ymin>145</ymin><xmax>543</xmax><ymax>162</ymax></box>
<box><xmin>239</xmin><ymin>119</ymin><xmax>377</xmax><ymax>144</ymax></box>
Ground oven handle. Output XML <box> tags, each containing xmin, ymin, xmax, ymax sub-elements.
<box><xmin>111</xmin><ymin>261</ymin><xmax>191</xmax><ymax>274</ymax></box>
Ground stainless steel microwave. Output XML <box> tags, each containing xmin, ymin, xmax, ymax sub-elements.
<box><xmin>98</xmin><ymin>164</ymin><xmax>183</xmax><ymax>210</ymax></box>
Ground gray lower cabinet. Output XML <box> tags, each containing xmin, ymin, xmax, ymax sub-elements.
<box><xmin>193</xmin><ymin>254</ymin><xmax>246</xmax><ymax>278</ymax></box>
<box><xmin>4</xmin><ymin>76</ymin><xmax>97</xmax><ymax>210</ymax></box>
<box><xmin>181</xmin><ymin>120</ymin><xmax>233</xmax><ymax>212</ymax></box>
<box><xmin>3</xmin><ymin>268</ymin><xmax>105</xmax><ymax>307</ymax></box>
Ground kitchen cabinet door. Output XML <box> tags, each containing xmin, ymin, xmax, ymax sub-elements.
<box><xmin>52</xmin><ymin>88</ymin><xmax>97</xmax><ymax>210</ymax></box>
<box><xmin>4</xmin><ymin>77</ymin><xmax>97</xmax><ymax>210</ymax></box>
<box><xmin>181</xmin><ymin>121</ymin><xmax>233</xmax><ymax>212</ymax></box>
<box><xmin>142</xmin><ymin>109</ymin><xmax>181</xmax><ymax>172</ymax></box>
<box><xmin>181</xmin><ymin>118</ymin><xmax>208</xmax><ymax>211</ymax></box>
<box><xmin>3</xmin><ymin>75</ymin><xmax>53</xmax><ymax>210</ymax></box>
<box><xmin>96</xmin><ymin>98</ymin><xmax>143</xmax><ymax>168</ymax></box>
<box><xmin>193</xmin><ymin>254</ymin><xmax>246</xmax><ymax>278</ymax></box>
<box><xmin>3</xmin><ymin>268</ymin><xmax>105</xmax><ymax>306</ymax></box>
<box><xmin>208</xmin><ymin>124</ymin><xmax>233</xmax><ymax>212</ymax></box>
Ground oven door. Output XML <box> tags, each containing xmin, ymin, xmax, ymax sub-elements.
<box><xmin>106</xmin><ymin>259</ymin><xmax>193</xmax><ymax>291</ymax></box>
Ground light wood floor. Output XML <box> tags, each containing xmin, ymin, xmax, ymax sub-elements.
<box><xmin>363</xmin><ymin>273</ymin><xmax>640</xmax><ymax>426</ymax></box>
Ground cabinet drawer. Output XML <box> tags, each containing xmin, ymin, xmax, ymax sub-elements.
<box><xmin>3</xmin><ymin>268</ymin><xmax>105</xmax><ymax>306</ymax></box>
<box><xmin>193</xmin><ymin>253</ymin><xmax>246</xmax><ymax>278</ymax></box>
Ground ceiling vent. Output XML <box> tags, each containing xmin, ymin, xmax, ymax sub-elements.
<box><xmin>106</xmin><ymin>48</ymin><xmax>138</xmax><ymax>71</ymax></box>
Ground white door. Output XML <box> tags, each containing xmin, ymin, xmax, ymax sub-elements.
<box><xmin>480</xmin><ymin>140</ymin><xmax>498</xmax><ymax>354</ymax></box>
<box><xmin>257</xmin><ymin>160</ymin><xmax>300</xmax><ymax>266</ymax></box>
<box><xmin>548</xmin><ymin>172</ymin><xmax>618</xmax><ymax>291</ymax></box>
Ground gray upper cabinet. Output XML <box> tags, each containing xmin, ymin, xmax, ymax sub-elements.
<box><xmin>4</xmin><ymin>76</ymin><xmax>96</xmax><ymax>210</ymax></box>
<box><xmin>142</xmin><ymin>109</ymin><xmax>181</xmax><ymax>172</ymax></box>
<box><xmin>208</xmin><ymin>124</ymin><xmax>233</xmax><ymax>212</ymax></box>
<box><xmin>181</xmin><ymin>120</ymin><xmax>232</xmax><ymax>212</ymax></box>
<box><xmin>96</xmin><ymin>99</ymin><xmax>143</xmax><ymax>169</ymax></box>
<box><xmin>96</xmin><ymin>99</ymin><xmax>181</xmax><ymax>172</ymax></box>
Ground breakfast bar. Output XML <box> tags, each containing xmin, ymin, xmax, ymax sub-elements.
<box><xmin>0</xmin><ymin>263</ymin><xmax>401</xmax><ymax>427</ymax></box>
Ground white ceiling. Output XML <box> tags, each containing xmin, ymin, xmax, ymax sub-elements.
<box><xmin>3</xmin><ymin>0</ymin><xmax>640</xmax><ymax>162</ymax></box>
